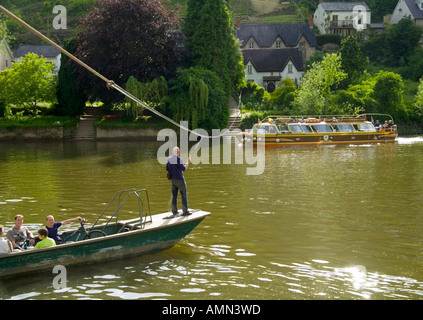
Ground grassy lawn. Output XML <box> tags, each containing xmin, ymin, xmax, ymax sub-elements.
<box><xmin>0</xmin><ymin>116</ymin><xmax>79</xmax><ymax>129</ymax></box>
<box><xmin>259</xmin><ymin>15</ymin><xmax>299</xmax><ymax>23</ymax></box>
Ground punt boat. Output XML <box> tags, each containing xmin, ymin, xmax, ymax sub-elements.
<box><xmin>236</xmin><ymin>114</ymin><xmax>398</xmax><ymax>147</ymax></box>
<box><xmin>0</xmin><ymin>188</ymin><xmax>210</xmax><ymax>278</ymax></box>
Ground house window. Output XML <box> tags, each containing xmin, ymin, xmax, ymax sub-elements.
<box><xmin>249</xmin><ymin>42</ymin><xmax>254</xmax><ymax>49</ymax></box>
<box><xmin>247</xmin><ymin>65</ymin><xmax>253</xmax><ymax>75</ymax></box>
<box><xmin>276</xmin><ymin>41</ymin><xmax>281</xmax><ymax>48</ymax></box>
<box><xmin>288</xmin><ymin>63</ymin><xmax>293</xmax><ymax>73</ymax></box>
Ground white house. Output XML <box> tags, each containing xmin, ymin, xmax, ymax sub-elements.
<box><xmin>14</xmin><ymin>44</ymin><xmax>61</xmax><ymax>73</ymax></box>
<box><xmin>314</xmin><ymin>1</ymin><xmax>371</xmax><ymax>36</ymax></box>
<box><xmin>243</xmin><ymin>49</ymin><xmax>304</xmax><ymax>92</ymax></box>
<box><xmin>390</xmin><ymin>0</ymin><xmax>423</xmax><ymax>26</ymax></box>
<box><xmin>0</xmin><ymin>39</ymin><xmax>14</xmax><ymax>71</ymax></box>
<box><xmin>236</xmin><ymin>23</ymin><xmax>317</xmax><ymax>92</ymax></box>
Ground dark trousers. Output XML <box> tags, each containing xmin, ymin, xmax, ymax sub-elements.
<box><xmin>171</xmin><ymin>178</ymin><xmax>188</xmax><ymax>214</ymax></box>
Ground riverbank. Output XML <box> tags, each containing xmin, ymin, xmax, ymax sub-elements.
<box><xmin>0</xmin><ymin>125</ymin><xmax>163</xmax><ymax>141</ymax></box>
<box><xmin>0</xmin><ymin>114</ymin><xmax>420</xmax><ymax>141</ymax></box>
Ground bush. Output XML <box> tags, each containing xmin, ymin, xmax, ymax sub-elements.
<box><xmin>316</xmin><ymin>34</ymin><xmax>341</xmax><ymax>46</ymax></box>
<box><xmin>241</xmin><ymin>82</ymin><xmax>270</xmax><ymax>111</ymax></box>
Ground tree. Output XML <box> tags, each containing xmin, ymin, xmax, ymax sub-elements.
<box><xmin>240</xmin><ymin>82</ymin><xmax>270</xmax><ymax>111</ymax></box>
<box><xmin>334</xmin><ymin>77</ymin><xmax>376</xmax><ymax>114</ymax></box>
<box><xmin>268</xmin><ymin>79</ymin><xmax>296</xmax><ymax>112</ymax></box>
<box><xmin>385</xmin><ymin>17</ymin><xmax>422</xmax><ymax>67</ymax></box>
<box><xmin>56</xmin><ymin>37</ymin><xmax>86</xmax><ymax>116</ymax></box>
<box><xmin>339</xmin><ymin>36</ymin><xmax>367</xmax><ymax>86</ymax></box>
<box><xmin>0</xmin><ymin>53</ymin><xmax>57</xmax><ymax>114</ymax></box>
<box><xmin>124</xmin><ymin>75</ymin><xmax>168</xmax><ymax>121</ymax></box>
<box><xmin>414</xmin><ymin>77</ymin><xmax>423</xmax><ymax>119</ymax></box>
<box><xmin>185</xmin><ymin>0</ymin><xmax>245</xmax><ymax>98</ymax></box>
<box><xmin>0</xmin><ymin>13</ymin><xmax>7</xmax><ymax>40</ymax></box>
<box><xmin>291</xmin><ymin>53</ymin><xmax>346</xmax><ymax>115</ymax></box>
<box><xmin>183</xmin><ymin>0</ymin><xmax>205</xmax><ymax>39</ymax></box>
<box><xmin>75</xmin><ymin>0</ymin><xmax>183</xmax><ymax>105</ymax></box>
<box><xmin>366</xmin><ymin>0</ymin><xmax>398</xmax><ymax>22</ymax></box>
<box><xmin>168</xmin><ymin>68</ymin><xmax>228</xmax><ymax>131</ymax></box>
<box><xmin>372</xmin><ymin>71</ymin><xmax>407</xmax><ymax>120</ymax></box>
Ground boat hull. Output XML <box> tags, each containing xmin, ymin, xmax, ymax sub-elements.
<box><xmin>237</xmin><ymin>131</ymin><xmax>398</xmax><ymax>147</ymax></box>
<box><xmin>0</xmin><ymin>210</ymin><xmax>210</xmax><ymax>278</ymax></box>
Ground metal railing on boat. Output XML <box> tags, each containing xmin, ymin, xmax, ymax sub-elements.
<box><xmin>90</xmin><ymin>188</ymin><xmax>152</xmax><ymax>233</ymax></box>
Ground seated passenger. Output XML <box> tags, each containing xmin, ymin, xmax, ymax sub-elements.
<box><xmin>34</xmin><ymin>228</ymin><xmax>56</xmax><ymax>249</ymax></box>
<box><xmin>6</xmin><ymin>214</ymin><xmax>35</xmax><ymax>250</ymax></box>
<box><xmin>45</xmin><ymin>215</ymin><xmax>82</xmax><ymax>244</ymax></box>
<box><xmin>374</xmin><ymin>120</ymin><xmax>381</xmax><ymax>131</ymax></box>
<box><xmin>0</xmin><ymin>225</ymin><xmax>10</xmax><ymax>255</ymax></box>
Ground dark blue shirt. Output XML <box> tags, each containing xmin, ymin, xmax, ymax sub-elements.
<box><xmin>46</xmin><ymin>222</ymin><xmax>62</xmax><ymax>243</ymax></box>
<box><xmin>166</xmin><ymin>155</ymin><xmax>186</xmax><ymax>180</ymax></box>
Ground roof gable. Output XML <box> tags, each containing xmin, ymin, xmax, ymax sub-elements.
<box><xmin>236</xmin><ymin>24</ymin><xmax>317</xmax><ymax>48</ymax></box>
<box><xmin>0</xmin><ymin>39</ymin><xmax>14</xmax><ymax>59</ymax></box>
<box><xmin>320</xmin><ymin>2</ymin><xmax>371</xmax><ymax>12</ymax></box>
<box><xmin>403</xmin><ymin>0</ymin><xmax>423</xmax><ymax>19</ymax></box>
<box><xmin>14</xmin><ymin>44</ymin><xmax>61</xmax><ymax>58</ymax></box>
<box><xmin>243</xmin><ymin>49</ymin><xmax>304</xmax><ymax>72</ymax></box>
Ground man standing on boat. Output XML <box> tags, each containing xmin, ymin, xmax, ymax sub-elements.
<box><xmin>166</xmin><ymin>147</ymin><xmax>191</xmax><ymax>216</ymax></box>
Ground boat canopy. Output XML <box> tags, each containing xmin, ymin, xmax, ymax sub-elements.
<box><xmin>252</xmin><ymin>117</ymin><xmax>378</xmax><ymax>134</ymax></box>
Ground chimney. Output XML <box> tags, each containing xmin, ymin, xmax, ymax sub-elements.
<box><xmin>308</xmin><ymin>15</ymin><xmax>313</xmax><ymax>28</ymax></box>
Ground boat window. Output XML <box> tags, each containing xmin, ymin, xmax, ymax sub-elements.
<box><xmin>334</xmin><ymin>124</ymin><xmax>355</xmax><ymax>132</ymax></box>
<box><xmin>253</xmin><ymin>124</ymin><xmax>277</xmax><ymax>134</ymax></box>
<box><xmin>358</xmin><ymin>123</ymin><xmax>375</xmax><ymax>132</ymax></box>
<box><xmin>301</xmin><ymin>125</ymin><xmax>313</xmax><ymax>133</ymax></box>
<box><xmin>288</xmin><ymin>124</ymin><xmax>303</xmax><ymax>133</ymax></box>
<box><xmin>277</xmin><ymin>124</ymin><xmax>289</xmax><ymax>133</ymax></box>
<box><xmin>311</xmin><ymin>124</ymin><xmax>333</xmax><ymax>133</ymax></box>
<box><xmin>269</xmin><ymin>125</ymin><xmax>277</xmax><ymax>133</ymax></box>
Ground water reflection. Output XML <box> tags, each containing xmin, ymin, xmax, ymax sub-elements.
<box><xmin>1</xmin><ymin>138</ymin><xmax>423</xmax><ymax>299</ymax></box>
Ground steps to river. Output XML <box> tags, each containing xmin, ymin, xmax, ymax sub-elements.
<box><xmin>73</xmin><ymin>106</ymin><xmax>102</xmax><ymax>140</ymax></box>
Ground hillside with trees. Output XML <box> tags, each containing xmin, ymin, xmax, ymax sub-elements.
<box><xmin>1</xmin><ymin>0</ymin><xmax>423</xmax><ymax>133</ymax></box>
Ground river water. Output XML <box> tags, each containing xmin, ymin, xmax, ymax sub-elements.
<box><xmin>1</xmin><ymin>136</ymin><xmax>423</xmax><ymax>300</ymax></box>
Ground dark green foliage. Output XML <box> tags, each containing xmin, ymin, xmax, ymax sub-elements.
<box><xmin>185</xmin><ymin>0</ymin><xmax>245</xmax><ymax>98</ymax></box>
<box><xmin>268</xmin><ymin>79</ymin><xmax>296</xmax><ymax>112</ymax></box>
<box><xmin>316</xmin><ymin>34</ymin><xmax>341</xmax><ymax>46</ymax></box>
<box><xmin>385</xmin><ymin>17</ymin><xmax>422</xmax><ymax>67</ymax></box>
<box><xmin>240</xmin><ymin>82</ymin><xmax>269</xmax><ymax>111</ymax></box>
<box><xmin>56</xmin><ymin>37</ymin><xmax>86</xmax><ymax>116</ymax></box>
<box><xmin>339</xmin><ymin>36</ymin><xmax>367</xmax><ymax>86</ymax></box>
<box><xmin>372</xmin><ymin>71</ymin><xmax>407</xmax><ymax>121</ymax></box>
<box><xmin>365</xmin><ymin>0</ymin><xmax>398</xmax><ymax>22</ymax></box>
<box><xmin>361</xmin><ymin>18</ymin><xmax>423</xmax><ymax>68</ymax></box>
<box><xmin>168</xmin><ymin>68</ymin><xmax>228</xmax><ymax>131</ymax></box>
<box><xmin>124</xmin><ymin>76</ymin><xmax>168</xmax><ymax>122</ymax></box>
